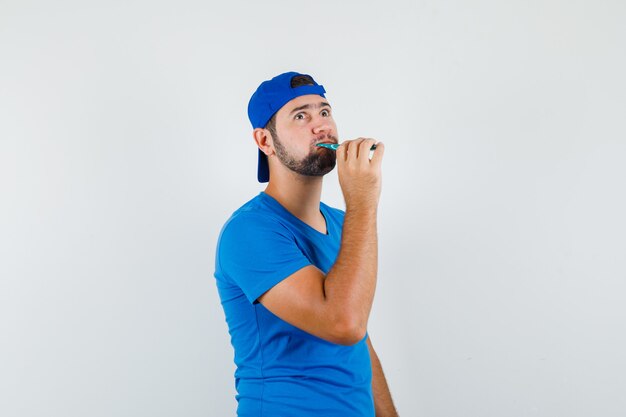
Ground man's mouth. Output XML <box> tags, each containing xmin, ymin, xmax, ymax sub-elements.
<box><xmin>315</xmin><ymin>136</ymin><xmax>338</xmax><ymax>146</ymax></box>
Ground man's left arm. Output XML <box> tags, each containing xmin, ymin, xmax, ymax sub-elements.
<box><xmin>367</xmin><ymin>336</ymin><xmax>399</xmax><ymax>417</ymax></box>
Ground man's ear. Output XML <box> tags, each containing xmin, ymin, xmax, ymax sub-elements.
<box><xmin>253</xmin><ymin>128</ymin><xmax>274</xmax><ymax>156</ymax></box>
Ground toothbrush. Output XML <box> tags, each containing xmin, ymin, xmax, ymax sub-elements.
<box><xmin>316</xmin><ymin>143</ymin><xmax>377</xmax><ymax>150</ymax></box>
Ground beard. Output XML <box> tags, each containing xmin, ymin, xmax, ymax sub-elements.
<box><xmin>272</xmin><ymin>133</ymin><xmax>337</xmax><ymax>177</ymax></box>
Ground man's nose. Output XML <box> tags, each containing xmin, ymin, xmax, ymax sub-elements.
<box><xmin>312</xmin><ymin>117</ymin><xmax>332</xmax><ymax>134</ymax></box>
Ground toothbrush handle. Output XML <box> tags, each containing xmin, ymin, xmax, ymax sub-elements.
<box><xmin>317</xmin><ymin>143</ymin><xmax>377</xmax><ymax>150</ymax></box>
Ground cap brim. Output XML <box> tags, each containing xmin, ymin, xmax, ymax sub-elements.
<box><xmin>257</xmin><ymin>149</ymin><xmax>269</xmax><ymax>183</ymax></box>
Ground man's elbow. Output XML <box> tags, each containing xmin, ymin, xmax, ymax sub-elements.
<box><xmin>328</xmin><ymin>320</ymin><xmax>367</xmax><ymax>346</ymax></box>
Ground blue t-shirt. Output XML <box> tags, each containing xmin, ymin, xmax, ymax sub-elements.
<box><xmin>214</xmin><ymin>192</ymin><xmax>374</xmax><ymax>417</ymax></box>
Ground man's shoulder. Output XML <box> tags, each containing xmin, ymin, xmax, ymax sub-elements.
<box><xmin>219</xmin><ymin>193</ymin><xmax>290</xmax><ymax>240</ymax></box>
<box><xmin>228</xmin><ymin>193</ymin><xmax>268</xmax><ymax>220</ymax></box>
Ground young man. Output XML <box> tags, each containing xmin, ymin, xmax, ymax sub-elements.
<box><xmin>214</xmin><ymin>71</ymin><xmax>398</xmax><ymax>416</ymax></box>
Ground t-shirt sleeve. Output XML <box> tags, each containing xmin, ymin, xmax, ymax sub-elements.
<box><xmin>216</xmin><ymin>212</ymin><xmax>312</xmax><ymax>304</ymax></box>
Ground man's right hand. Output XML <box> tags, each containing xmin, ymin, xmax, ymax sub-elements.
<box><xmin>336</xmin><ymin>138</ymin><xmax>385</xmax><ymax>210</ymax></box>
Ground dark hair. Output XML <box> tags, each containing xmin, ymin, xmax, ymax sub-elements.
<box><xmin>264</xmin><ymin>75</ymin><xmax>315</xmax><ymax>137</ymax></box>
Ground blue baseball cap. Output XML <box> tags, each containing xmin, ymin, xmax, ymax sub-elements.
<box><xmin>247</xmin><ymin>71</ymin><xmax>326</xmax><ymax>182</ymax></box>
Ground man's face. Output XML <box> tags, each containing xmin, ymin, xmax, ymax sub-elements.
<box><xmin>269</xmin><ymin>94</ymin><xmax>339</xmax><ymax>177</ymax></box>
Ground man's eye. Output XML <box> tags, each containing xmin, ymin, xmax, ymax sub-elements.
<box><xmin>295</xmin><ymin>113</ymin><xmax>305</xmax><ymax>120</ymax></box>
<box><xmin>321</xmin><ymin>110</ymin><xmax>330</xmax><ymax>117</ymax></box>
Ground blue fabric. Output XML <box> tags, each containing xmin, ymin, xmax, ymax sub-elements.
<box><xmin>214</xmin><ymin>192</ymin><xmax>374</xmax><ymax>417</ymax></box>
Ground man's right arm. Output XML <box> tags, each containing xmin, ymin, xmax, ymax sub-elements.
<box><xmin>257</xmin><ymin>138</ymin><xmax>384</xmax><ymax>345</ymax></box>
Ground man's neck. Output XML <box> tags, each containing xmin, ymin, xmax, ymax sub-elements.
<box><xmin>264</xmin><ymin>172</ymin><xmax>325</xmax><ymax>233</ymax></box>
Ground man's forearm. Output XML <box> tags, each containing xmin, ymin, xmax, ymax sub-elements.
<box><xmin>321</xmin><ymin>137</ymin><xmax>383</xmax><ymax>343</ymax></box>
<box><xmin>368</xmin><ymin>337</ymin><xmax>398</xmax><ymax>417</ymax></box>
<box><xmin>324</xmin><ymin>205</ymin><xmax>378</xmax><ymax>335</ymax></box>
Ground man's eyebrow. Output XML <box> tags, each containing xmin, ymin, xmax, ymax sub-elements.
<box><xmin>289</xmin><ymin>102</ymin><xmax>332</xmax><ymax>115</ymax></box>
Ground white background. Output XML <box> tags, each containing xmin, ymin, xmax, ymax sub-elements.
<box><xmin>2</xmin><ymin>0</ymin><xmax>625</xmax><ymax>416</ymax></box>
